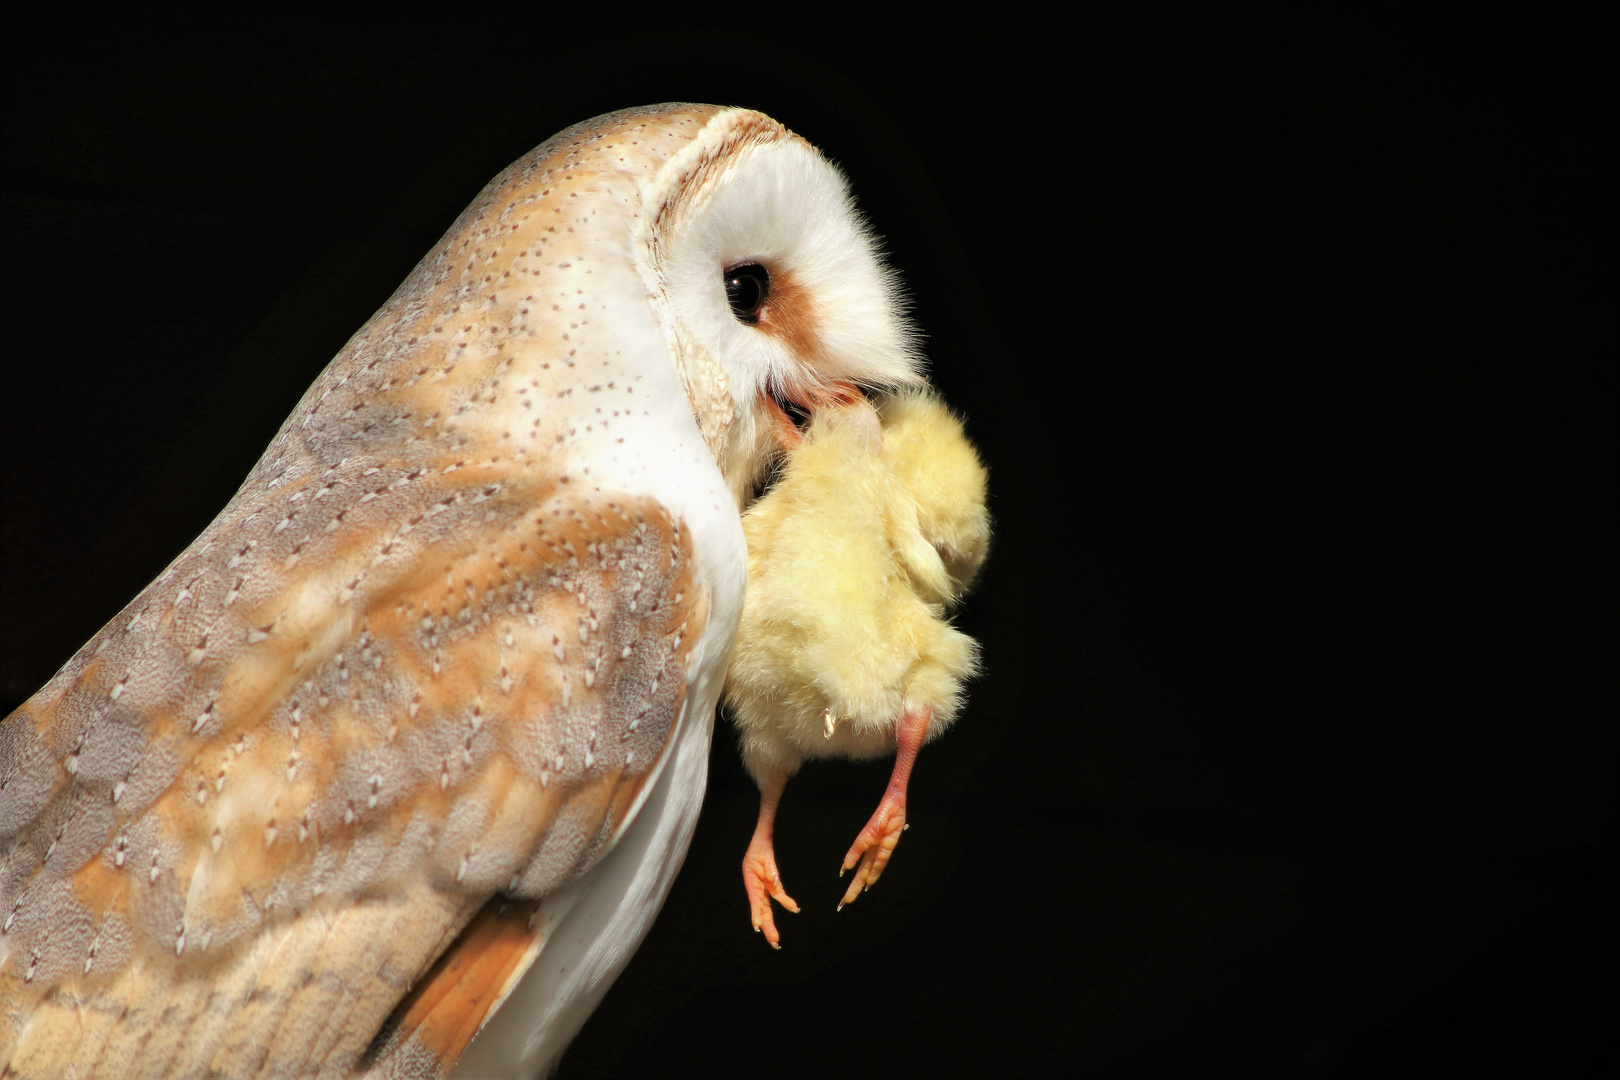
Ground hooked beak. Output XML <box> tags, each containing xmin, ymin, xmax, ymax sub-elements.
<box><xmin>761</xmin><ymin>379</ymin><xmax>864</xmax><ymax>450</ymax></box>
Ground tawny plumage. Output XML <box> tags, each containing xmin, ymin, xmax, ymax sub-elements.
<box><xmin>0</xmin><ymin>104</ymin><xmax>923</xmax><ymax>1078</ymax></box>
<box><xmin>724</xmin><ymin>391</ymin><xmax>989</xmax><ymax>947</ymax></box>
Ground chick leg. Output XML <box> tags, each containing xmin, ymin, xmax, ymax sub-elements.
<box><xmin>839</xmin><ymin>704</ymin><xmax>930</xmax><ymax>909</ymax></box>
<box><xmin>743</xmin><ymin>770</ymin><xmax>800</xmax><ymax>948</ymax></box>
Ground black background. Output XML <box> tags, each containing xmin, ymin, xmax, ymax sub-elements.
<box><xmin>3</xmin><ymin>10</ymin><xmax>1613</xmax><ymax>1078</ymax></box>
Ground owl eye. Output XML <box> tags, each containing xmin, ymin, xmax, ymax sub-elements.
<box><xmin>723</xmin><ymin>263</ymin><xmax>770</xmax><ymax>324</ymax></box>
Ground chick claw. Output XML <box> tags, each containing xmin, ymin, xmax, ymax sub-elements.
<box><xmin>743</xmin><ymin>833</ymin><xmax>799</xmax><ymax>949</ymax></box>
<box><xmin>838</xmin><ymin>794</ymin><xmax>907</xmax><ymax>909</ymax></box>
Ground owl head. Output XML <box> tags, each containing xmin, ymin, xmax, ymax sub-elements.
<box><xmin>276</xmin><ymin>104</ymin><xmax>923</xmax><ymax>507</ymax></box>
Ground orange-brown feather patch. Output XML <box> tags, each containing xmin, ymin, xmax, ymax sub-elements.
<box><xmin>756</xmin><ymin>267</ymin><xmax>824</xmax><ymax>372</ymax></box>
<box><xmin>365</xmin><ymin>895</ymin><xmax>545</xmax><ymax>1074</ymax></box>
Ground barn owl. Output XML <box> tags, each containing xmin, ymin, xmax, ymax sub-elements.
<box><xmin>0</xmin><ymin>104</ymin><xmax>922</xmax><ymax>1079</ymax></box>
<box><xmin>723</xmin><ymin>392</ymin><xmax>988</xmax><ymax>947</ymax></box>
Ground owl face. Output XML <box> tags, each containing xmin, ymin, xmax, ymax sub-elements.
<box><xmin>641</xmin><ymin>107</ymin><xmax>925</xmax><ymax>491</ymax></box>
<box><xmin>657</xmin><ymin>123</ymin><xmax>921</xmax><ymax>399</ymax></box>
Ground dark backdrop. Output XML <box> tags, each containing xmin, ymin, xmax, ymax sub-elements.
<box><xmin>4</xmin><ymin>10</ymin><xmax>1613</xmax><ymax>1077</ymax></box>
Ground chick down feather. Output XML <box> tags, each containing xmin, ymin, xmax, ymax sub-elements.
<box><xmin>724</xmin><ymin>391</ymin><xmax>989</xmax><ymax>785</ymax></box>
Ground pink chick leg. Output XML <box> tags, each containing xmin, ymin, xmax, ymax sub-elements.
<box><xmin>742</xmin><ymin>769</ymin><xmax>800</xmax><ymax>948</ymax></box>
<box><xmin>839</xmin><ymin>704</ymin><xmax>931</xmax><ymax>909</ymax></box>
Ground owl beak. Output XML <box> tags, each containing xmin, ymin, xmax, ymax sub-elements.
<box><xmin>762</xmin><ymin>380</ymin><xmax>864</xmax><ymax>449</ymax></box>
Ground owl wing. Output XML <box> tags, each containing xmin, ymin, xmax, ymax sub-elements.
<box><xmin>0</xmin><ymin>449</ymin><xmax>709</xmax><ymax>1079</ymax></box>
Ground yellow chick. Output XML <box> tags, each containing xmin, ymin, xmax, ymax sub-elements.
<box><xmin>724</xmin><ymin>390</ymin><xmax>990</xmax><ymax>947</ymax></box>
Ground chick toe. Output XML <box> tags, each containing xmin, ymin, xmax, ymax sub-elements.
<box><xmin>742</xmin><ymin>770</ymin><xmax>799</xmax><ymax>948</ymax></box>
<box><xmin>838</xmin><ymin>704</ymin><xmax>930</xmax><ymax>909</ymax></box>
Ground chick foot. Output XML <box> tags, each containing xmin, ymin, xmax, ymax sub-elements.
<box><xmin>743</xmin><ymin>770</ymin><xmax>799</xmax><ymax>948</ymax></box>
<box><xmin>839</xmin><ymin>705</ymin><xmax>931</xmax><ymax>909</ymax></box>
<box><xmin>838</xmin><ymin>793</ymin><xmax>907</xmax><ymax>908</ymax></box>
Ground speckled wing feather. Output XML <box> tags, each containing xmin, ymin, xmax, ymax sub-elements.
<box><xmin>0</xmin><ymin>475</ymin><xmax>703</xmax><ymax>1078</ymax></box>
<box><xmin>0</xmin><ymin>105</ymin><xmax>726</xmax><ymax>1080</ymax></box>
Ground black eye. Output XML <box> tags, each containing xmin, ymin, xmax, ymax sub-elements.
<box><xmin>724</xmin><ymin>263</ymin><xmax>770</xmax><ymax>324</ymax></box>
